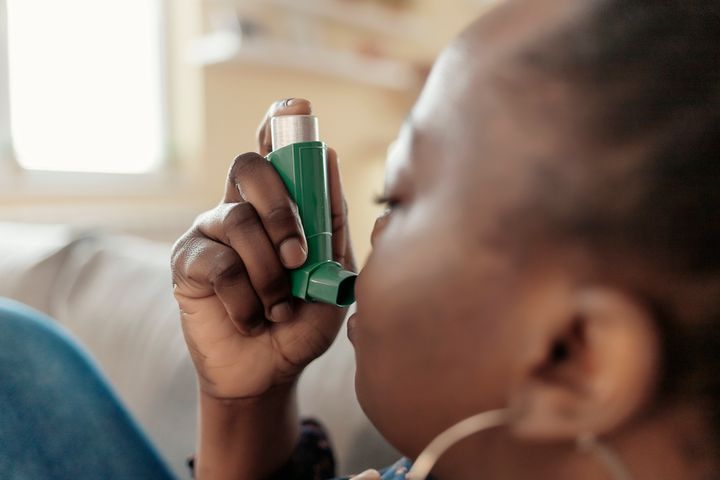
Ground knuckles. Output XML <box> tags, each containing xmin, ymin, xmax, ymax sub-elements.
<box><xmin>221</xmin><ymin>202</ymin><xmax>262</xmax><ymax>235</ymax></box>
<box><xmin>209</xmin><ymin>251</ymin><xmax>247</xmax><ymax>286</ymax></box>
<box><xmin>170</xmin><ymin>227</ymin><xmax>199</xmax><ymax>283</ymax></box>
<box><xmin>173</xmin><ymin>228</ymin><xmax>250</xmax><ymax>288</ymax></box>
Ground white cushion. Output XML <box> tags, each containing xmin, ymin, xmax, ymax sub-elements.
<box><xmin>0</xmin><ymin>222</ymin><xmax>79</xmax><ymax>313</ymax></box>
<box><xmin>0</xmin><ymin>223</ymin><xmax>397</xmax><ymax>476</ymax></box>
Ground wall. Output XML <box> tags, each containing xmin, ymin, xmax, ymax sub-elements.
<box><xmin>202</xmin><ymin>66</ymin><xmax>413</xmax><ymax>261</ymax></box>
<box><xmin>0</xmin><ymin>0</ymin><xmax>488</xmax><ymax>263</ymax></box>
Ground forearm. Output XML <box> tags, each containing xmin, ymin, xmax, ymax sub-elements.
<box><xmin>196</xmin><ymin>382</ymin><xmax>299</xmax><ymax>480</ymax></box>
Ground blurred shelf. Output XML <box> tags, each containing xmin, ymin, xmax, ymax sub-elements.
<box><xmin>265</xmin><ymin>0</ymin><xmax>425</xmax><ymax>40</ymax></box>
<box><xmin>191</xmin><ymin>32</ymin><xmax>422</xmax><ymax>91</ymax></box>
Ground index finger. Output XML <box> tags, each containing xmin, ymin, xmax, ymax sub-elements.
<box><xmin>222</xmin><ymin>152</ymin><xmax>308</xmax><ymax>268</ymax></box>
<box><xmin>256</xmin><ymin>98</ymin><xmax>313</xmax><ymax>156</ymax></box>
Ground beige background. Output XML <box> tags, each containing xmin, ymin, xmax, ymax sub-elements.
<box><xmin>0</xmin><ymin>0</ymin><xmax>491</xmax><ymax>263</ymax></box>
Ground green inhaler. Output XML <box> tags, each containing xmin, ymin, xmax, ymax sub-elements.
<box><xmin>266</xmin><ymin>115</ymin><xmax>356</xmax><ymax>307</ymax></box>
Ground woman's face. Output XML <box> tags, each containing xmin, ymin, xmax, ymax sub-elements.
<box><xmin>350</xmin><ymin>0</ymin><xmax>584</xmax><ymax>459</ymax></box>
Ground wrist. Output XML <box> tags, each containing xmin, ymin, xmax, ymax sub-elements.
<box><xmin>197</xmin><ymin>381</ymin><xmax>300</xmax><ymax>480</ymax></box>
<box><xmin>199</xmin><ymin>379</ymin><xmax>297</xmax><ymax>410</ymax></box>
<box><xmin>196</xmin><ymin>369</ymin><xmax>302</xmax><ymax>404</ymax></box>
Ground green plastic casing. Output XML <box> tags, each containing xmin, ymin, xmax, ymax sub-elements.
<box><xmin>266</xmin><ymin>140</ymin><xmax>356</xmax><ymax>307</ymax></box>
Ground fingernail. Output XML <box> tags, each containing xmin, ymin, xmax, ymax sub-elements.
<box><xmin>270</xmin><ymin>302</ymin><xmax>293</xmax><ymax>323</ymax></box>
<box><xmin>280</xmin><ymin>238</ymin><xmax>307</xmax><ymax>268</ymax></box>
<box><xmin>286</xmin><ymin>98</ymin><xmax>310</xmax><ymax>108</ymax></box>
<box><xmin>353</xmin><ymin>470</ymin><xmax>381</xmax><ymax>479</ymax></box>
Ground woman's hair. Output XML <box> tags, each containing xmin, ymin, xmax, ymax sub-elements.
<box><xmin>515</xmin><ymin>0</ymin><xmax>720</xmax><ymax>443</ymax></box>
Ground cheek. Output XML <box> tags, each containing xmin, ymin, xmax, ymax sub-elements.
<box><xmin>353</xmin><ymin>205</ymin><xmax>521</xmax><ymax>456</ymax></box>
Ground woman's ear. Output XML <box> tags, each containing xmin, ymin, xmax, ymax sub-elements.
<box><xmin>509</xmin><ymin>287</ymin><xmax>661</xmax><ymax>441</ymax></box>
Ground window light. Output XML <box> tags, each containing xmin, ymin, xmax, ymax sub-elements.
<box><xmin>6</xmin><ymin>0</ymin><xmax>164</xmax><ymax>173</ymax></box>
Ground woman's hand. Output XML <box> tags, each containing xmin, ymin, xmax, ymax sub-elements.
<box><xmin>171</xmin><ymin>98</ymin><xmax>355</xmax><ymax>401</ymax></box>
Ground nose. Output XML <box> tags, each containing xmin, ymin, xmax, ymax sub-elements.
<box><xmin>370</xmin><ymin>212</ymin><xmax>391</xmax><ymax>248</ymax></box>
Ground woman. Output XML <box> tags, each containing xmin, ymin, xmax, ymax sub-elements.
<box><xmin>2</xmin><ymin>0</ymin><xmax>718</xmax><ymax>478</ymax></box>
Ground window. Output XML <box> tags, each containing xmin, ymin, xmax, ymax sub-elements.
<box><xmin>4</xmin><ymin>0</ymin><xmax>165</xmax><ymax>174</ymax></box>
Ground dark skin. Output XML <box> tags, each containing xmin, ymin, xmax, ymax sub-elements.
<box><xmin>171</xmin><ymin>1</ymin><xmax>714</xmax><ymax>478</ymax></box>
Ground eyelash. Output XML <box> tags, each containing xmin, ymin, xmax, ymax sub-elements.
<box><xmin>374</xmin><ymin>194</ymin><xmax>400</xmax><ymax>210</ymax></box>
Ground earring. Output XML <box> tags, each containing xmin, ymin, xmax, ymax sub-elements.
<box><xmin>406</xmin><ymin>409</ymin><xmax>511</xmax><ymax>480</ymax></box>
<box><xmin>576</xmin><ymin>433</ymin><xmax>635</xmax><ymax>480</ymax></box>
<box><xmin>405</xmin><ymin>410</ymin><xmax>636</xmax><ymax>480</ymax></box>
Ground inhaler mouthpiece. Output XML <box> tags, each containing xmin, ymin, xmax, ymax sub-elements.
<box><xmin>271</xmin><ymin>115</ymin><xmax>320</xmax><ymax>151</ymax></box>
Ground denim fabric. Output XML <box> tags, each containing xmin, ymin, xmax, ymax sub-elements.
<box><xmin>0</xmin><ymin>298</ymin><xmax>175</xmax><ymax>480</ymax></box>
<box><xmin>379</xmin><ymin>458</ymin><xmax>413</xmax><ymax>480</ymax></box>
<box><xmin>334</xmin><ymin>459</ymin><xmax>413</xmax><ymax>480</ymax></box>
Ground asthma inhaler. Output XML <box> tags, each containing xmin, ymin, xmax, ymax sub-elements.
<box><xmin>267</xmin><ymin>115</ymin><xmax>356</xmax><ymax>307</ymax></box>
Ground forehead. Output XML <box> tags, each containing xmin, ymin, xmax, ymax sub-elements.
<box><xmin>385</xmin><ymin>0</ymin><xmax>589</xmax><ymax>190</ymax></box>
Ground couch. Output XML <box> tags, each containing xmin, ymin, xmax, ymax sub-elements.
<box><xmin>0</xmin><ymin>222</ymin><xmax>398</xmax><ymax>478</ymax></box>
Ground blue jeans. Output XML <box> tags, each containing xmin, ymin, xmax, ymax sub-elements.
<box><xmin>0</xmin><ymin>298</ymin><xmax>176</xmax><ymax>479</ymax></box>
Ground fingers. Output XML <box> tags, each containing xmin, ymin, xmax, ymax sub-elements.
<box><xmin>183</xmin><ymin>149</ymin><xmax>311</xmax><ymax>326</ymax></box>
<box><xmin>223</xmin><ymin>152</ymin><xmax>308</xmax><ymax>269</ymax></box>
<box><xmin>213</xmin><ymin>257</ymin><xmax>266</xmax><ymax>335</ymax></box>
<box><xmin>196</xmin><ymin>203</ymin><xmax>295</xmax><ymax>323</ymax></box>
<box><xmin>327</xmin><ymin>147</ymin><xmax>355</xmax><ymax>271</ymax></box>
<box><xmin>256</xmin><ymin>98</ymin><xmax>313</xmax><ymax>156</ymax></box>
<box><xmin>171</xmin><ymin>233</ymin><xmax>265</xmax><ymax>334</ymax></box>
